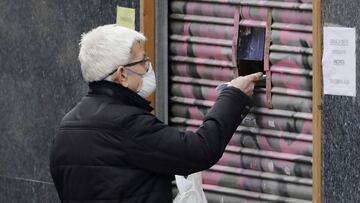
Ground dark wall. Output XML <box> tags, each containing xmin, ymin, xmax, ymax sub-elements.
<box><xmin>322</xmin><ymin>1</ymin><xmax>360</xmax><ymax>202</ymax></box>
<box><xmin>0</xmin><ymin>0</ymin><xmax>140</xmax><ymax>202</ymax></box>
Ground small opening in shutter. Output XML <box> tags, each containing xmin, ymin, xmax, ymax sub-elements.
<box><xmin>238</xmin><ymin>60</ymin><xmax>265</xmax><ymax>88</ymax></box>
<box><xmin>238</xmin><ymin>27</ymin><xmax>265</xmax><ymax>63</ymax></box>
<box><xmin>237</xmin><ymin>27</ymin><xmax>266</xmax><ymax>87</ymax></box>
<box><xmin>236</xmin><ymin>25</ymin><xmax>272</xmax><ymax>108</ymax></box>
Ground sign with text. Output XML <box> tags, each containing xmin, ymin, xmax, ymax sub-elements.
<box><xmin>322</xmin><ymin>27</ymin><xmax>356</xmax><ymax>96</ymax></box>
<box><xmin>116</xmin><ymin>6</ymin><xmax>135</xmax><ymax>30</ymax></box>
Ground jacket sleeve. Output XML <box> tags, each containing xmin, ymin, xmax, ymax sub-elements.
<box><xmin>121</xmin><ymin>86</ymin><xmax>252</xmax><ymax>175</ymax></box>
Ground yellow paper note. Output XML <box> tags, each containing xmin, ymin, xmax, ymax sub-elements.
<box><xmin>116</xmin><ymin>6</ymin><xmax>135</xmax><ymax>30</ymax></box>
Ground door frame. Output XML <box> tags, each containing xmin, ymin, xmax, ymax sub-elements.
<box><xmin>140</xmin><ymin>0</ymin><xmax>156</xmax><ymax>109</ymax></box>
<box><xmin>312</xmin><ymin>0</ymin><xmax>323</xmax><ymax>202</ymax></box>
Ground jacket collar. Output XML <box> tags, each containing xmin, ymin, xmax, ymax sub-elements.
<box><xmin>88</xmin><ymin>81</ymin><xmax>153</xmax><ymax>112</ymax></box>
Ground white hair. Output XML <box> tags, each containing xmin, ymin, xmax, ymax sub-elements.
<box><xmin>78</xmin><ymin>24</ymin><xmax>146</xmax><ymax>82</ymax></box>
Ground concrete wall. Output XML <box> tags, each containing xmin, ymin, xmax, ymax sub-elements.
<box><xmin>0</xmin><ymin>1</ymin><xmax>139</xmax><ymax>202</ymax></box>
<box><xmin>322</xmin><ymin>1</ymin><xmax>360</xmax><ymax>202</ymax></box>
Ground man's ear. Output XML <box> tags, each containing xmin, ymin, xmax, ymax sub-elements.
<box><xmin>112</xmin><ymin>66</ymin><xmax>128</xmax><ymax>87</ymax></box>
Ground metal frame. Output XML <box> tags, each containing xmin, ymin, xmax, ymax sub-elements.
<box><xmin>156</xmin><ymin>1</ymin><xmax>321</xmax><ymax>201</ymax></box>
<box><xmin>155</xmin><ymin>1</ymin><xmax>169</xmax><ymax>123</ymax></box>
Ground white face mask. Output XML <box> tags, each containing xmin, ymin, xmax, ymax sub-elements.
<box><xmin>137</xmin><ymin>63</ymin><xmax>156</xmax><ymax>98</ymax></box>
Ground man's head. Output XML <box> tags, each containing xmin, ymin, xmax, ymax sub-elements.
<box><xmin>78</xmin><ymin>24</ymin><xmax>155</xmax><ymax>98</ymax></box>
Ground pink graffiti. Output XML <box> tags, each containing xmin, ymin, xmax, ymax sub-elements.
<box><xmin>300</xmin><ymin>120</ymin><xmax>312</xmax><ymax>134</ymax></box>
<box><xmin>241</xmin><ymin>6</ymin><xmax>251</xmax><ymax>20</ymax></box>
<box><xmin>218</xmin><ymin>153</ymin><xmax>242</xmax><ymax>168</ymax></box>
<box><xmin>186</xmin><ymin>2</ymin><xmax>196</xmax><ymax>15</ymax></box>
<box><xmin>202</xmin><ymin>171</ymin><xmax>223</xmax><ymax>185</ymax></box>
<box><xmin>188</xmin><ymin>107</ymin><xmax>204</xmax><ymax>120</ymax></box>
<box><xmin>272</xmin><ymin>59</ymin><xmax>300</xmax><ymax>68</ymax></box>
<box><xmin>194</xmin><ymin>44</ymin><xmax>230</xmax><ymax>61</ymax></box>
<box><xmin>198</xmin><ymin>24</ymin><xmax>214</xmax><ymax>39</ymax></box>
<box><xmin>174</xmin><ymin>42</ymin><xmax>188</xmax><ymax>56</ymax></box>
<box><xmin>206</xmin><ymin>88</ymin><xmax>218</xmax><ymax>101</ymax></box>
<box><xmin>259</xmin><ymin>7</ymin><xmax>267</xmax><ymax>21</ymax></box>
<box><xmin>199</xmin><ymin>24</ymin><xmax>230</xmax><ymax>39</ymax></box>
<box><xmin>278</xmin><ymin>136</ymin><xmax>312</xmax><ymax>155</ymax></box>
<box><xmin>258</xmin><ymin>135</ymin><xmax>277</xmax><ymax>152</ymax></box>
<box><xmin>278</xmin><ymin>73</ymin><xmax>303</xmax><ymax>90</ymax></box>
<box><xmin>175</xmin><ymin>64</ymin><xmax>188</xmax><ymax>77</ymax></box>
<box><xmin>183</xmin><ymin>22</ymin><xmax>191</xmax><ymax>36</ymax></box>
<box><xmin>212</xmin><ymin>67</ymin><xmax>225</xmax><ymax>81</ymax></box>
<box><xmin>241</xmin><ymin>6</ymin><xmax>268</xmax><ymax>21</ymax></box>
<box><xmin>180</xmin><ymin>85</ymin><xmax>195</xmax><ymax>99</ymax></box>
<box><xmin>195</xmin><ymin>65</ymin><xmax>206</xmax><ymax>78</ymax></box>
<box><xmin>279</xmin><ymin>31</ymin><xmax>313</xmax><ymax>47</ymax></box>
<box><xmin>270</xmin><ymin>159</ymin><xmax>295</xmax><ymax>175</ymax></box>
<box><xmin>185</xmin><ymin>2</ymin><xmax>235</xmax><ymax>18</ymax></box>
<box><xmin>280</xmin><ymin>10</ymin><xmax>312</xmax><ymax>25</ymax></box>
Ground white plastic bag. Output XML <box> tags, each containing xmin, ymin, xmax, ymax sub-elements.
<box><xmin>173</xmin><ymin>172</ymin><xmax>208</xmax><ymax>203</ymax></box>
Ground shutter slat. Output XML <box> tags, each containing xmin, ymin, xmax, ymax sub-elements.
<box><xmin>202</xmin><ymin>170</ymin><xmax>312</xmax><ymax>200</ymax></box>
<box><xmin>171</xmin><ymin>1</ymin><xmax>235</xmax><ymax>18</ymax></box>
<box><xmin>271</xmin><ymin>30</ymin><xmax>313</xmax><ymax>47</ymax></box>
<box><xmin>170</xmin><ymin>35</ymin><xmax>233</xmax><ymax>46</ymax></box>
<box><xmin>209</xmin><ymin>165</ymin><xmax>312</xmax><ymax>185</ymax></box>
<box><xmin>203</xmin><ymin>184</ymin><xmax>312</xmax><ymax>202</ymax></box>
<box><xmin>171</xmin><ymin>62</ymin><xmax>234</xmax><ymax>81</ymax></box>
<box><xmin>172</xmin><ymin>123</ymin><xmax>313</xmax><ymax>142</ymax></box>
<box><xmin>272</xmin><ymin>8</ymin><xmax>312</xmax><ymax>25</ymax></box>
<box><xmin>170</xmin><ymin>13</ymin><xmax>234</xmax><ymax>25</ymax></box>
<box><xmin>270</xmin><ymin>45</ymin><xmax>313</xmax><ymax>55</ymax></box>
<box><xmin>269</xmin><ymin>52</ymin><xmax>312</xmax><ymax>70</ymax></box>
<box><xmin>272</xmin><ymin>22</ymin><xmax>312</xmax><ymax>32</ymax></box>
<box><xmin>192</xmin><ymin>0</ymin><xmax>312</xmax><ymax>10</ymax></box>
<box><xmin>170</xmin><ymin>104</ymin><xmax>312</xmax><ymax>134</ymax></box>
<box><xmin>171</xmin><ymin>56</ymin><xmax>235</xmax><ymax>67</ymax></box>
<box><xmin>170</xmin><ymin>42</ymin><xmax>233</xmax><ymax>61</ymax></box>
<box><xmin>170</xmin><ymin>22</ymin><xmax>234</xmax><ymax>40</ymax></box>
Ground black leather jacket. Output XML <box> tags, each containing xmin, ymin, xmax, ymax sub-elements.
<box><xmin>50</xmin><ymin>81</ymin><xmax>252</xmax><ymax>203</ymax></box>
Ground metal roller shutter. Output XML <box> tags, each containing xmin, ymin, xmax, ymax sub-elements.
<box><xmin>168</xmin><ymin>1</ymin><xmax>313</xmax><ymax>202</ymax></box>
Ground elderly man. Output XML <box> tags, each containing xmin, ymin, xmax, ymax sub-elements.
<box><xmin>50</xmin><ymin>24</ymin><xmax>262</xmax><ymax>203</ymax></box>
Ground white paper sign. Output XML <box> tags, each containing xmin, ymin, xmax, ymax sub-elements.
<box><xmin>322</xmin><ymin>27</ymin><xmax>356</xmax><ymax>96</ymax></box>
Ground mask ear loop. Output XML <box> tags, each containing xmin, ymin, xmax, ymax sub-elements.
<box><xmin>101</xmin><ymin>66</ymin><xmax>119</xmax><ymax>81</ymax></box>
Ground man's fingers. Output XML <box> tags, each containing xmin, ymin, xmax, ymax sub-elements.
<box><xmin>246</xmin><ymin>72</ymin><xmax>263</xmax><ymax>82</ymax></box>
<box><xmin>229</xmin><ymin>73</ymin><xmax>263</xmax><ymax>96</ymax></box>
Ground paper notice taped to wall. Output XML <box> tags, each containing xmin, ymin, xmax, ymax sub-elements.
<box><xmin>322</xmin><ymin>27</ymin><xmax>356</xmax><ymax>97</ymax></box>
<box><xmin>116</xmin><ymin>6</ymin><xmax>135</xmax><ymax>30</ymax></box>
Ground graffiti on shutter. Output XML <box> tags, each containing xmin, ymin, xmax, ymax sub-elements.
<box><xmin>169</xmin><ymin>0</ymin><xmax>313</xmax><ymax>202</ymax></box>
